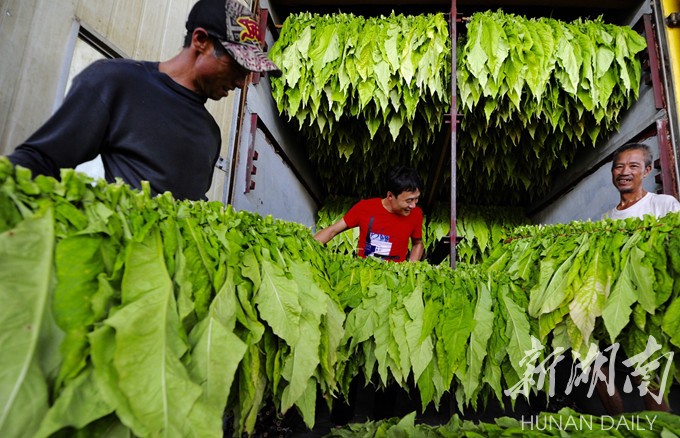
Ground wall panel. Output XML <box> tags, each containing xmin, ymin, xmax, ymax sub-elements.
<box><xmin>134</xmin><ymin>0</ymin><xmax>168</xmax><ymax>58</ymax></box>
<box><xmin>76</xmin><ymin>0</ymin><xmax>116</xmax><ymax>38</ymax></box>
<box><xmin>1</xmin><ymin>0</ymin><xmax>78</xmax><ymax>153</ymax></box>
<box><xmin>108</xmin><ymin>0</ymin><xmax>145</xmax><ymax>55</ymax></box>
<box><xmin>0</xmin><ymin>0</ymin><xmax>39</xmax><ymax>152</ymax></box>
<box><xmin>160</xmin><ymin>0</ymin><xmax>193</xmax><ymax>60</ymax></box>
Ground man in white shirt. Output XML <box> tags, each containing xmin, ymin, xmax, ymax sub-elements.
<box><xmin>599</xmin><ymin>142</ymin><xmax>677</xmax><ymax>414</ymax></box>
<box><xmin>603</xmin><ymin>142</ymin><xmax>680</xmax><ymax>220</ymax></box>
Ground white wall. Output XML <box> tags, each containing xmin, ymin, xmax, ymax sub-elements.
<box><xmin>531</xmin><ymin>150</ymin><xmax>662</xmax><ymax>225</ymax></box>
<box><xmin>530</xmin><ymin>83</ymin><xmax>668</xmax><ymax>225</ymax></box>
<box><xmin>230</xmin><ymin>109</ymin><xmax>317</xmax><ymax>226</ymax></box>
<box><xmin>226</xmin><ymin>0</ymin><xmax>321</xmax><ymax>227</ymax></box>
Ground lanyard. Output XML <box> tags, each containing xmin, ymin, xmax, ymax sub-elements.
<box><xmin>365</xmin><ymin>216</ymin><xmax>398</xmax><ymax>261</ymax></box>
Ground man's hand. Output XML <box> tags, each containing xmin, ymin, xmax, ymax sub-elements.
<box><xmin>409</xmin><ymin>238</ymin><xmax>424</xmax><ymax>262</ymax></box>
<box><xmin>313</xmin><ymin>219</ymin><xmax>349</xmax><ymax>244</ymax></box>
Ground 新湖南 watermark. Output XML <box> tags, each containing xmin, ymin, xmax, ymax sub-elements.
<box><xmin>504</xmin><ymin>335</ymin><xmax>674</xmax><ymax>404</ymax></box>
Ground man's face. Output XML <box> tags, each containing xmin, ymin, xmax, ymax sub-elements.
<box><xmin>387</xmin><ymin>189</ymin><xmax>420</xmax><ymax>216</ymax></box>
<box><xmin>196</xmin><ymin>41</ymin><xmax>250</xmax><ymax>100</ymax></box>
<box><xmin>611</xmin><ymin>149</ymin><xmax>651</xmax><ymax>194</ymax></box>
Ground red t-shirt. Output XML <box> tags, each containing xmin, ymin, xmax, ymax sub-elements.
<box><xmin>343</xmin><ymin>198</ymin><xmax>423</xmax><ymax>262</ymax></box>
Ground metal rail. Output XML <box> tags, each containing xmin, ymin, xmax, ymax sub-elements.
<box><xmin>449</xmin><ymin>0</ymin><xmax>458</xmax><ymax>269</ymax></box>
<box><xmin>656</xmin><ymin>118</ymin><xmax>679</xmax><ymax>197</ymax></box>
<box><xmin>643</xmin><ymin>14</ymin><xmax>665</xmax><ymax>110</ymax></box>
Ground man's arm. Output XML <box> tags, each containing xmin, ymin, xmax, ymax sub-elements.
<box><xmin>314</xmin><ymin>219</ymin><xmax>349</xmax><ymax>244</ymax></box>
<box><xmin>409</xmin><ymin>238</ymin><xmax>424</xmax><ymax>262</ymax></box>
<box><xmin>8</xmin><ymin>62</ymin><xmax>110</xmax><ymax>179</ymax></box>
<box><xmin>8</xmin><ymin>148</ymin><xmax>61</xmax><ymax>179</ymax></box>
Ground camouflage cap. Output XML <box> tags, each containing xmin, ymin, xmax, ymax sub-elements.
<box><xmin>186</xmin><ymin>0</ymin><xmax>281</xmax><ymax>75</ymax></box>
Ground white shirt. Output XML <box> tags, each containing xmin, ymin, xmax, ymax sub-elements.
<box><xmin>603</xmin><ymin>192</ymin><xmax>680</xmax><ymax>220</ymax></box>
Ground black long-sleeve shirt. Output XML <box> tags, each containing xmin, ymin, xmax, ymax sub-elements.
<box><xmin>8</xmin><ymin>59</ymin><xmax>221</xmax><ymax>201</ymax></box>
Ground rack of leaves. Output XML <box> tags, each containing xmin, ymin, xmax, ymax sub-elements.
<box><xmin>457</xmin><ymin>10</ymin><xmax>646</xmax><ymax>204</ymax></box>
<box><xmin>270</xmin><ymin>10</ymin><xmax>645</xmax><ymax>206</ymax></box>
<box><xmin>325</xmin><ymin>256</ymin><xmax>543</xmax><ymax>415</ymax></box>
<box><xmin>0</xmin><ymin>162</ymin><xmax>344</xmax><ymax>437</ymax></box>
<box><xmin>269</xmin><ymin>12</ymin><xmax>451</xmax><ymax>198</ymax></box>
<box><xmin>314</xmin><ymin>197</ymin><xmax>530</xmax><ymax>265</ymax></box>
<box><xmin>425</xmin><ymin>203</ymin><xmax>531</xmax><ymax>264</ymax></box>
<box><xmin>482</xmin><ymin>215</ymin><xmax>680</xmax><ymax>395</ymax></box>
<box><xmin>325</xmin><ymin>409</ymin><xmax>680</xmax><ymax>437</ymax></box>
<box><xmin>2</xmin><ymin>160</ymin><xmax>679</xmax><ymax>437</ymax></box>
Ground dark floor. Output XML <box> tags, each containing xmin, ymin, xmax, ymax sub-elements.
<box><xmin>226</xmin><ymin>354</ymin><xmax>680</xmax><ymax>437</ymax></box>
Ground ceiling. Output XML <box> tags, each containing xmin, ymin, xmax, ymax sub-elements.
<box><xmin>268</xmin><ymin>0</ymin><xmax>642</xmax><ymax>24</ymax></box>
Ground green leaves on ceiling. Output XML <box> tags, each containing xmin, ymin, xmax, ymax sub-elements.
<box><xmin>269</xmin><ymin>11</ymin><xmax>646</xmax><ymax>205</ymax></box>
<box><xmin>269</xmin><ymin>12</ymin><xmax>451</xmax><ymax>198</ymax></box>
<box><xmin>458</xmin><ymin>11</ymin><xmax>646</xmax><ymax>204</ymax></box>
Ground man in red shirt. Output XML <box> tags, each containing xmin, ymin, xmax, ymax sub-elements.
<box><xmin>314</xmin><ymin>166</ymin><xmax>424</xmax><ymax>262</ymax></box>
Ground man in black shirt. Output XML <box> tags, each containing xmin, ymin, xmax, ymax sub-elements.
<box><xmin>7</xmin><ymin>0</ymin><xmax>279</xmax><ymax>201</ymax></box>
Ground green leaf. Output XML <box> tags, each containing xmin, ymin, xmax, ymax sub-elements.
<box><xmin>318</xmin><ymin>292</ymin><xmax>346</xmax><ymax>391</ymax></box>
<box><xmin>294</xmin><ymin>377</ymin><xmax>318</xmax><ymax>428</ymax></box>
<box><xmin>255</xmin><ymin>259</ymin><xmax>302</xmax><ymax>345</ymax></box>
<box><xmin>555</xmin><ymin>33</ymin><xmax>579</xmax><ymax>96</ymax></box>
<box><xmin>662</xmin><ymin>298</ymin><xmax>680</xmax><ymax>349</ymax></box>
<box><xmin>403</xmin><ymin>285</ymin><xmax>434</xmax><ymax>382</ymax></box>
<box><xmin>601</xmin><ymin>233</ymin><xmax>642</xmax><ymax>343</ymax></box>
<box><xmin>53</xmin><ymin>235</ymin><xmax>104</xmax><ymax>388</ymax></box>
<box><xmin>371</xmin><ymin>283</ymin><xmax>396</xmax><ymax>386</ymax></box>
<box><xmin>235</xmin><ymin>345</ymin><xmax>267</xmax><ymax>435</ymax></box>
<box><xmin>187</xmin><ymin>270</ymin><xmax>247</xmax><ymax>412</ymax></box>
<box><xmin>388</xmin><ymin>304</ymin><xmax>409</xmax><ymax>385</ymax></box>
<box><xmin>633</xmin><ymin>248</ymin><xmax>657</xmax><ymax>314</ymax></box>
<box><xmin>466</xmin><ymin>21</ymin><xmax>489</xmax><ymax>89</ymax></box>
<box><xmin>89</xmin><ymin>325</ymin><xmax>149</xmax><ymax>434</ymax></box>
<box><xmin>436</xmin><ymin>295</ymin><xmax>473</xmax><ymax>385</ymax></box>
<box><xmin>105</xmin><ymin>230</ymin><xmax>220</xmax><ymax>437</ymax></box>
<box><xmin>35</xmin><ymin>368</ymin><xmax>114</xmax><ymax>437</ymax></box>
<box><xmin>568</xmin><ymin>237</ymin><xmax>612</xmax><ymax>344</ymax></box>
<box><xmin>500</xmin><ymin>288</ymin><xmax>533</xmax><ymax>379</ymax></box>
<box><xmin>280</xmin><ymin>261</ymin><xmax>325</xmax><ymax>412</ymax></box>
<box><xmin>0</xmin><ymin>207</ymin><xmax>55</xmax><ymax>438</ymax></box>
<box><xmin>458</xmin><ymin>281</ymin><xmax>494</xmax><ymax>401</ymax></box>
<box><xmin>529</xmin><ymin>235</ymin><xmax>585</xmax><ymax>317</ymax></box>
